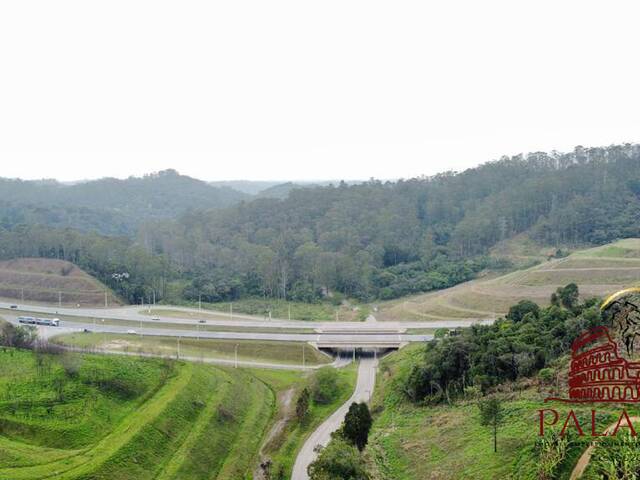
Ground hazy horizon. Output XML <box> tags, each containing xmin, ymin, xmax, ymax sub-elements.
<box><xmin>2</xmin><ymin>2</ymin><xmax>640</xmax><ymax>182</ymax></box>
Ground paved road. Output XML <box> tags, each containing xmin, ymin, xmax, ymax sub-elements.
<box><xmin>291</xmin><ymin>357</ymin><xmax>377</xmax><ymax>480</ymax></box>
<box><xmin>3</xmin><ymin>314</ymin><xmax>433</xmax><ymax>345</ymax></box>
<box><xmin>0</xmin><ymin>302</ymin><xmax>492</xmax><ymax>331</ymax></box>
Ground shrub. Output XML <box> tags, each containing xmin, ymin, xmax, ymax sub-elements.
<box><xmin>311</xmin><ymin>367</ymin><xmax>339</xmax><ymax>404</ymax></box>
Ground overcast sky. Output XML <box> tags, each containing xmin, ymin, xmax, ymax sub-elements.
<box><xmin>1</xmin><ymin>1</ymin><xmax>638</xmax><ymax>182</ymax></box>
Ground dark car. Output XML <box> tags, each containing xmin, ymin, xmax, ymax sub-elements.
<box><xmin>198</xmin><ymin>320</ymin><xmax>206</xmax><ymax>324</ymax></box>
<box><xmin>9</xmin><ymin>305</ymin><xmax>18</xmax><ymax>309</ymax></box>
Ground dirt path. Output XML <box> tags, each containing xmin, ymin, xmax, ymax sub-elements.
<box><xmin>254</xmin><ymin>387</ymin><xmax>296</xmax><ymax>480</ymax></box>
<box><xmin>570</xmin><ymin>416</ymin><xmax>640</xmax><ymax>479</ymax></box>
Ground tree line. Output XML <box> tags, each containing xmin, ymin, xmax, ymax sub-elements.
<box><xmin>0</xmin><ymin>144</ymin><xmax>639</xmax><ymax>304</ymax></box>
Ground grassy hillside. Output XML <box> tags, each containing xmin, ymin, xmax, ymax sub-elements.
<box><xmin>0</xmin><ymin>258</ymin><xmax>121</xmax><ymax>307</ymax></box>
<box><xmin>377</xmin><ymin>238</ymin><xmax>640</xmax><ymax>322</ymax></box>
<box><xmin>365</xmin><ymin>345</ymin><xmax>640</xmax><ymax>480</ymax></box>
<box><xmin>0</xmin><ymin>348</ymin><xmax>277</xmax><ymax>480</ymax></box>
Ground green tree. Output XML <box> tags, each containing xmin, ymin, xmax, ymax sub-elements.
<box><xmin>506</xmin><ymin>300</ymin><xmax>540</xmax><ymax>322</ymax></box>
<box><xmin>556</xmin><ymin>283</ymin><xmax>579</xmax><ymax>309</ymax></box>
<box><xmin>308</xmin><ymin>438</ymin><xmax>369</xmax><ymax>480</ymax></box>
<box><xmin>295</xmin><ymin>387</ymin><xmax>310</xmax><ymax>423</ymax></box>
<box><xmin>343</xmin><ymin>402</ymin><xmax>373</xmax><ymax>451</ymax></box>
<box><xmin>311</xmin><ymin>367</ymin><xmax>339</xmax><ymax>404</ymax></box>
<box><xmin>479</xmin><ymin>397</ymin><xmax>505</xmax><ymax>453</ymax></box>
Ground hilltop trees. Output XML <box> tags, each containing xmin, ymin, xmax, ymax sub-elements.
<box><xmin>1</xmin><ymin>145</ymin><xmax>640</xmax><ymax>304</ymax></box>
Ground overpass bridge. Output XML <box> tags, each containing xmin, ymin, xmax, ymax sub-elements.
<box><xmin>310</xmin><ymin>327</ymin><xmax>431</xmax><ymax>350</ymax></box>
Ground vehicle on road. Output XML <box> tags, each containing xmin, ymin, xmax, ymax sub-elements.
<box><xmin>17</xmin><ymin>317</ymin><xmax>59</xmax><ymax>327</ymax></box>
<box><xmin>17</xmin><ymin>316</ymin><xmax>36</xmax><ymax>325</ymax></box>
<box><xmin>152</xmin><ymin>317</ymin><xmax>160</xmax><ymax>321</ymax></box>
<box><xmin>10</xmin><ymin>305</ymin><xmax>18</xmax><ymax>309</ymax></box>
<box><xmin>126</xmin><ymin>329</ymin><xmax>136</xmax><ymax>334</ymax></box>
<box><xmin>198</xmin><ymin>320</ymin><xmax>206</xmax><ymax>323</ymax></box>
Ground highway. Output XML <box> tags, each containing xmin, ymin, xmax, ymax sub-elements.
<box><xmin>3</xmin><ymin>313</ymin><xmax>433</xmax><ymax>345</ymax></box>
<box><xmin>292</xmin><ymin>357</ymin><xmax>377</xmax><ymax>479</ymax></box>
<box><xmin>0</xmin><ymin>302</ymin><xmax>491</xmax><ymax>332</ymax></box>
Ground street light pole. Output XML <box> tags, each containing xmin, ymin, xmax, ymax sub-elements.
<box><xmin>234</xmin><ymin>344</ymin><xmax>239</xmax><ymax>368</ymax></box>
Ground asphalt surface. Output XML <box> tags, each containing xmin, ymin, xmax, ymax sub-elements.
<box><xmin>0</xmin><ymin>302</ymin><xmax>491</xmax><ymax>331</ymax></box>
<box><xmin>291</xmin><ymin>357</ymin><xmax>378</xmax><ymax>480</ymax></box>
<box><xmin>3</xmin><ymin>314</ymin><xmax>432</xmax><ymax>345</ymax></box>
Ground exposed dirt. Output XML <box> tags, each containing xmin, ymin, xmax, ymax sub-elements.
<box><xmin>254</xmin><ymin>387</ymin><xmax>297</xmax><ymax>480</ymax></box>
<box><xmin>0</xmin><ymin>258</ymin><xmax>121</xmax><ymax>306</ymax></box>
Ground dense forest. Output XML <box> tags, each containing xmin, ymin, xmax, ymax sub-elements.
<box><xmin>0</xmin><ymin>144</ymin><xmax>639</xmax><ymax>304</ymax></box>
<box><xmin>0</xmin><ymin>170</ymin><xmax>249</xmax><ymax>235</ymax></box>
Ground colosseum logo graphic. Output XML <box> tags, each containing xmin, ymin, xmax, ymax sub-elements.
<box><xmin>546</xmin><ymin>288</ymin><xmax>640</xmax><ymax>404</ymax></box>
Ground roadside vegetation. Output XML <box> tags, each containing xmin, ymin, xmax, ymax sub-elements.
<box><xmin>257</xmin><ymin>364</ymin><xmax>358</xmax><ymax>479</ymax></box>
<box><xmin>51</xmin><ymin>332</ymin><xmax>332</xmax><ymax>366</ymax></box>
<box><xmin>0</xmin><ymin>344</ymin><xmax>283</xmax><ymax>479</ymax></box>
<box><xmin>0</xmin><ymin>320</ymin><xmax>359</xmax><ymax>480</ymax></box>
<box><xmin>309</xmin><ymin>285</ymin><xmax>640</xmax><ymax>479</ymax></box>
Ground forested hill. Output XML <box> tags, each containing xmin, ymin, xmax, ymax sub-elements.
<box><xmin>1</xmin><ymin>144</ymin><xmax>639</xmax><ymax>304</ymax></box>
<box><xmin>0</xmin><ymin>169</ymin><xmax>250</xmax><ymax>235</ymax></box>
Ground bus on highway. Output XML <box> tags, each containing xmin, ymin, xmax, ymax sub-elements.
<box><xmin>18</xmin><ymin>317</ymin><xmax>59</xmax><ymax>327</ymax></box>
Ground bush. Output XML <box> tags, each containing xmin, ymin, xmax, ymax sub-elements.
<box><xmin>308</xmin><ymin>438</ymin><xmax>369</xmax><ymax>480</ymax></box>
<box><xmin>311</xmin><ymin>367</ymin><xmax>339</xmax><ymax>404</ymax></box>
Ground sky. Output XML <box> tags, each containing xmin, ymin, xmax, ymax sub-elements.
<box><xmin>1</xmin><ymin>1</ymin><xmax>639</xmax><ymax>182</ymax></box>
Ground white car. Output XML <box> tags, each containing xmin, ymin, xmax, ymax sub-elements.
<box><xmin>126</xmin><ymin>329</ymin><xmax>137</xmax><ymax>334</ymax></box>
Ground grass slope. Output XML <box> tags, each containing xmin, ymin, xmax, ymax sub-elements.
<box><xmin>377</xmin><ymin>238</ymin><xmax>640</xmax><ymax>322</ymax></box>
<box><xmin>366</xmin><ymin>345</ymin><xmax>640</xmax><ymax>480</ymax></box>
<box><xmin>52</xmin><ymin>332</ymin><xmax>332</xmax><ymax>366</ymax></box>
<box><xmin>0</xmin><ymin>258</ymin><xmax>121</xmax><ymax>307</ymax></box>
<box><xmin>0</xmin><ymin>348</ymin><xmax>277</xmax><ymax>480</ymax></box>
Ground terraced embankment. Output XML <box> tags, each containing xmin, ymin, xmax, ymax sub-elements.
<box><xmin>377</xmin><ymin>238</ymin><xmax>640</xmax><ymax>322</ymax></box>
<box><xmin>0</xmin><ymin>348</ymin><xmax>274</xmax><ymax>480</ymax></box>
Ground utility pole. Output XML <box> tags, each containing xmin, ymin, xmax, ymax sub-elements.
<box><xmin>104</xmin><ymin>291</ymin><xmax>108</xmax><ymax>308</ymax></box>
<box><xmin>177</xmin><ymin>336</ymin><xmax>181</xmax><ymax>359</ymax></box>
<box><xmin>353</xmin><ymin>348</ymin><xmax>355</xmax><ymax>362</ymax></box>
<box><xmin>302</xmin><ymin>344</ymin><xmax>305</xmax><ymax>369</ymax></box>
<box><xmin>58</xmin><ymin>292</ymin><xmax>62</xmax><ymax>308</ymax></box>
<box><xmin>234</xmin><ymin>344</ymin><xmax>239</xmax><ymax>368</ymax></box>
<box><xmin>152</xmin><ymin>289</ymin><xmax>156</xmax><ymax>306</ymax></box>
<box><xmin>230</xmin><ymin>302</ymin><xmax>233</xmax><ymax>321</ymax></box>
<box><xmin>21</xmin><ymin>288</ymin><xmax>24</xmax><ymax>302</ymax></box>
<box><xmin>288</xmin><ymin>304</ymin><xmax>291</xmax><ymax>321</ymax></box>
<box><xmin>198</xmin><ymin>294</ymin><xmax>202</xmax><ymax>311</ymax></box>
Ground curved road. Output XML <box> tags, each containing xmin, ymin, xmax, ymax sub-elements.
<box><xmin>291</xmin><ymin>357</ymin><xmax>377</xmax><ymax>480</ymax></box>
